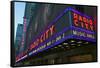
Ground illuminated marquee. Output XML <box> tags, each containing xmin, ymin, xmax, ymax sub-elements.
<box><xmin>16</xmin><ymin>7</ymin><xmax>96</xmax><ymax>62</ymax></box>
<box><xmin>72</xmin><ymin>11</ymin><xmax>95</xmax><ymax>31</ymax></box>
<box><xmin>30</xmin><ymin>25</ymin><xmax>55</xmax><ymax>51</ymax></box>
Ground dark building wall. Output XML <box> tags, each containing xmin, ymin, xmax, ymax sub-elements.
<box><xmin>25</xmin><ymin>3</ymin><xmax>54</xmax><ymax>52</ymax></box>
<box><xmin>25</xmin><ymin>4</ymin><xmax>71</xmax><ymax>52</ymax></box>
<box><xmin>15</xmin><ymin>3</ymin><xmax>97</xmax><ymax>66</ymax></box>
<box><xmin>24</xmin><ymin>3</ymin><xmax>97</xmax><ymax>53</ymax></box>
<box><xmin>25</xmin><ymin>4</ymin><xmax>40</xmax><ymax>52</ymax></box>
<box><xmin>24</xmin><ymin>3</ymin><xmax>36</xmax><ymax>27</ymax></box>
<box><xmin>23</xmin><ymin>3</ymin><xmax>38</xmax><ymax>52</ymax></box>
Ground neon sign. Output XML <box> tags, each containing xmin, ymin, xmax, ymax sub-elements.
<box><xmin>30</xmin><ymin>25</ymin><xmax>55</xmax><ymax>51</ymax></box>
<box><xmin>16</xmin><ymin>7</ymin><xmax>96</xmax><ymax>62</ymax></box>
<box><xmin>72</xmin><ymin>11</ymin><xmax>95</xmax><ymax>31</ymax></box>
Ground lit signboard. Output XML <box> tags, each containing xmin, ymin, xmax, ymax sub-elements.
<box><xmin>69</xmin><ymin>8</ymin><xmax>96</xmax><ymax>42</ymax></box>
<box><xmin>72</xmin><ymin>12</ymin><xmax>94</xmax><ymax>31</ymax></box>
<box><xmin>16</xmin><ymin>7</ymin><xmax>96</xmax><ymax>62</ymax></box>
<box><xmin>30</xmin><ymin>25</ymin><xmax>55</xmax><ymax>51</ymax></box>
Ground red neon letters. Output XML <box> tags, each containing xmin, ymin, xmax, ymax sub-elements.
<box><xmin>73</xmin><ymin>12</ymin><xmax>95</xmax><ymax>31</ymax></box>
<box><xmin>30</xmin><ymin>25</ymin><xmax>55</xmax><ymax>51</ymax></box>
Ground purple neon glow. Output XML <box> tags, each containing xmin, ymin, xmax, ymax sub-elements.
<box><xmin>30</xmin><ymin>27</ymin><xmax>71</xmax><ymax>52</ymax></box>
<box><xmin>29</xmin><ymin>8</ymin><xmax>69</xmax><ymax>47</ymax></box>
<box><xmin>29</xmin><ymin>7</ymin><xmax>95</xmax><ymax>48</ymax></box>
<box><xmin>29</xmin><ymin>26</ymin><xmax>96</xmax><ymax>57</ymax></box>
<box><xmin>68</xmin><ymin>7</ymin><xmax>93</xmax><ymax>19</ymax></box>
<box><xmin>16</xmin><ymin>26</ymin><xmax>96</xmax><ymax>62</ymax></box>
<box><xmin>16</xmin><ymin>27</ymin><xmax>71</xmax><ymax>62</ymax></box>
<box><xmin>29</xmin><ymin>27</ymin><xmax>71</xmax><ymax>54</ymax></box>
<box><xmin>29</xmin><ymin>35</ymin><xmax>73</xmax><ymax>57</ymax></box>
<box><xmin>72</xmin><ymin>35</ymin><xmax>96</xmax><ymax>42</ymax></box>
<box><xmin>28</xmin><ymin>8</ymin><xmax>69</xmax><ymax>50</ymax></box>
<box><xmin>16</xmin><ymin>7</ymin><xmax>96</xmax><ymax>62</ymax></box>
<box><xmin>71</xmin><ymin>26</ymin><xmax>96</xmax><ymax>34</ymax></box>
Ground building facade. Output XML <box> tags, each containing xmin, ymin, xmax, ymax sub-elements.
<box><xmin>15</xmin><ymin>24</ymin><xmax>23</xmax><ymax>56</ymax></box>
<box><xmin>16</xmin><ymin>3</ymin><xmax>97</xmax><ymax>66</ymax></box>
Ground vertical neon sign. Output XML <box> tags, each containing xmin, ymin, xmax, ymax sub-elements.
<box><xmin>16</xmin><ymin>17</ymin><xmax>27</xmax><ymax>61</ymax></box>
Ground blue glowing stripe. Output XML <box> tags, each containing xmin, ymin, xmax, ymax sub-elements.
<box><xmin>29</xmin><ymin>7</ymin><xmax>94</xmax><ymax>49</ymax></box>
<box><xmin>72</xmin><ymin>35</ymin><xmax>96</xmax><ymax>42</ymax></box>
<box><xmin>71</xmin><ymin>26</ymin><xmax>96</xmax><ymax>34</ymax></box>
<box><xmin>29</xmin><ymin>35</ymin><xmax>73</xmax><ymax>57</ymax></box>
<box><xmin>71</xmin><ymin>26</ymin><xmax>96</xmax><ymax>42</ymax></box>
<box><xmin>29</xmin><ymin>8</ymin><xmax>70</xmax><ymax>47</ymax></box>
<box><xmin>16</xmin><ymin>27</ymin><xmax>72</xmax><ymax>62</ymax></box>
<box><xmin>16</xmin><ymin>8</ymin><xmax>70</xmax><ymax>62</ymax></box>
<box><xmin>16</xmin><ymin>55</ymin><xmax>28</xmax><ymax>62</ymax></box>
<box><xmin>16</xmin><ymin>7</ymin><xmax>96</xmax><ymax>62</ymax></box>
<box><xmin>29</xmin><ymin>27</ymin><xmax>71</xmax><ymax>56</ymax></box>
<box><xmin>68</xmin><ymin>7</ymin><xmax>93</xmax><ymax>19</ymax></box>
